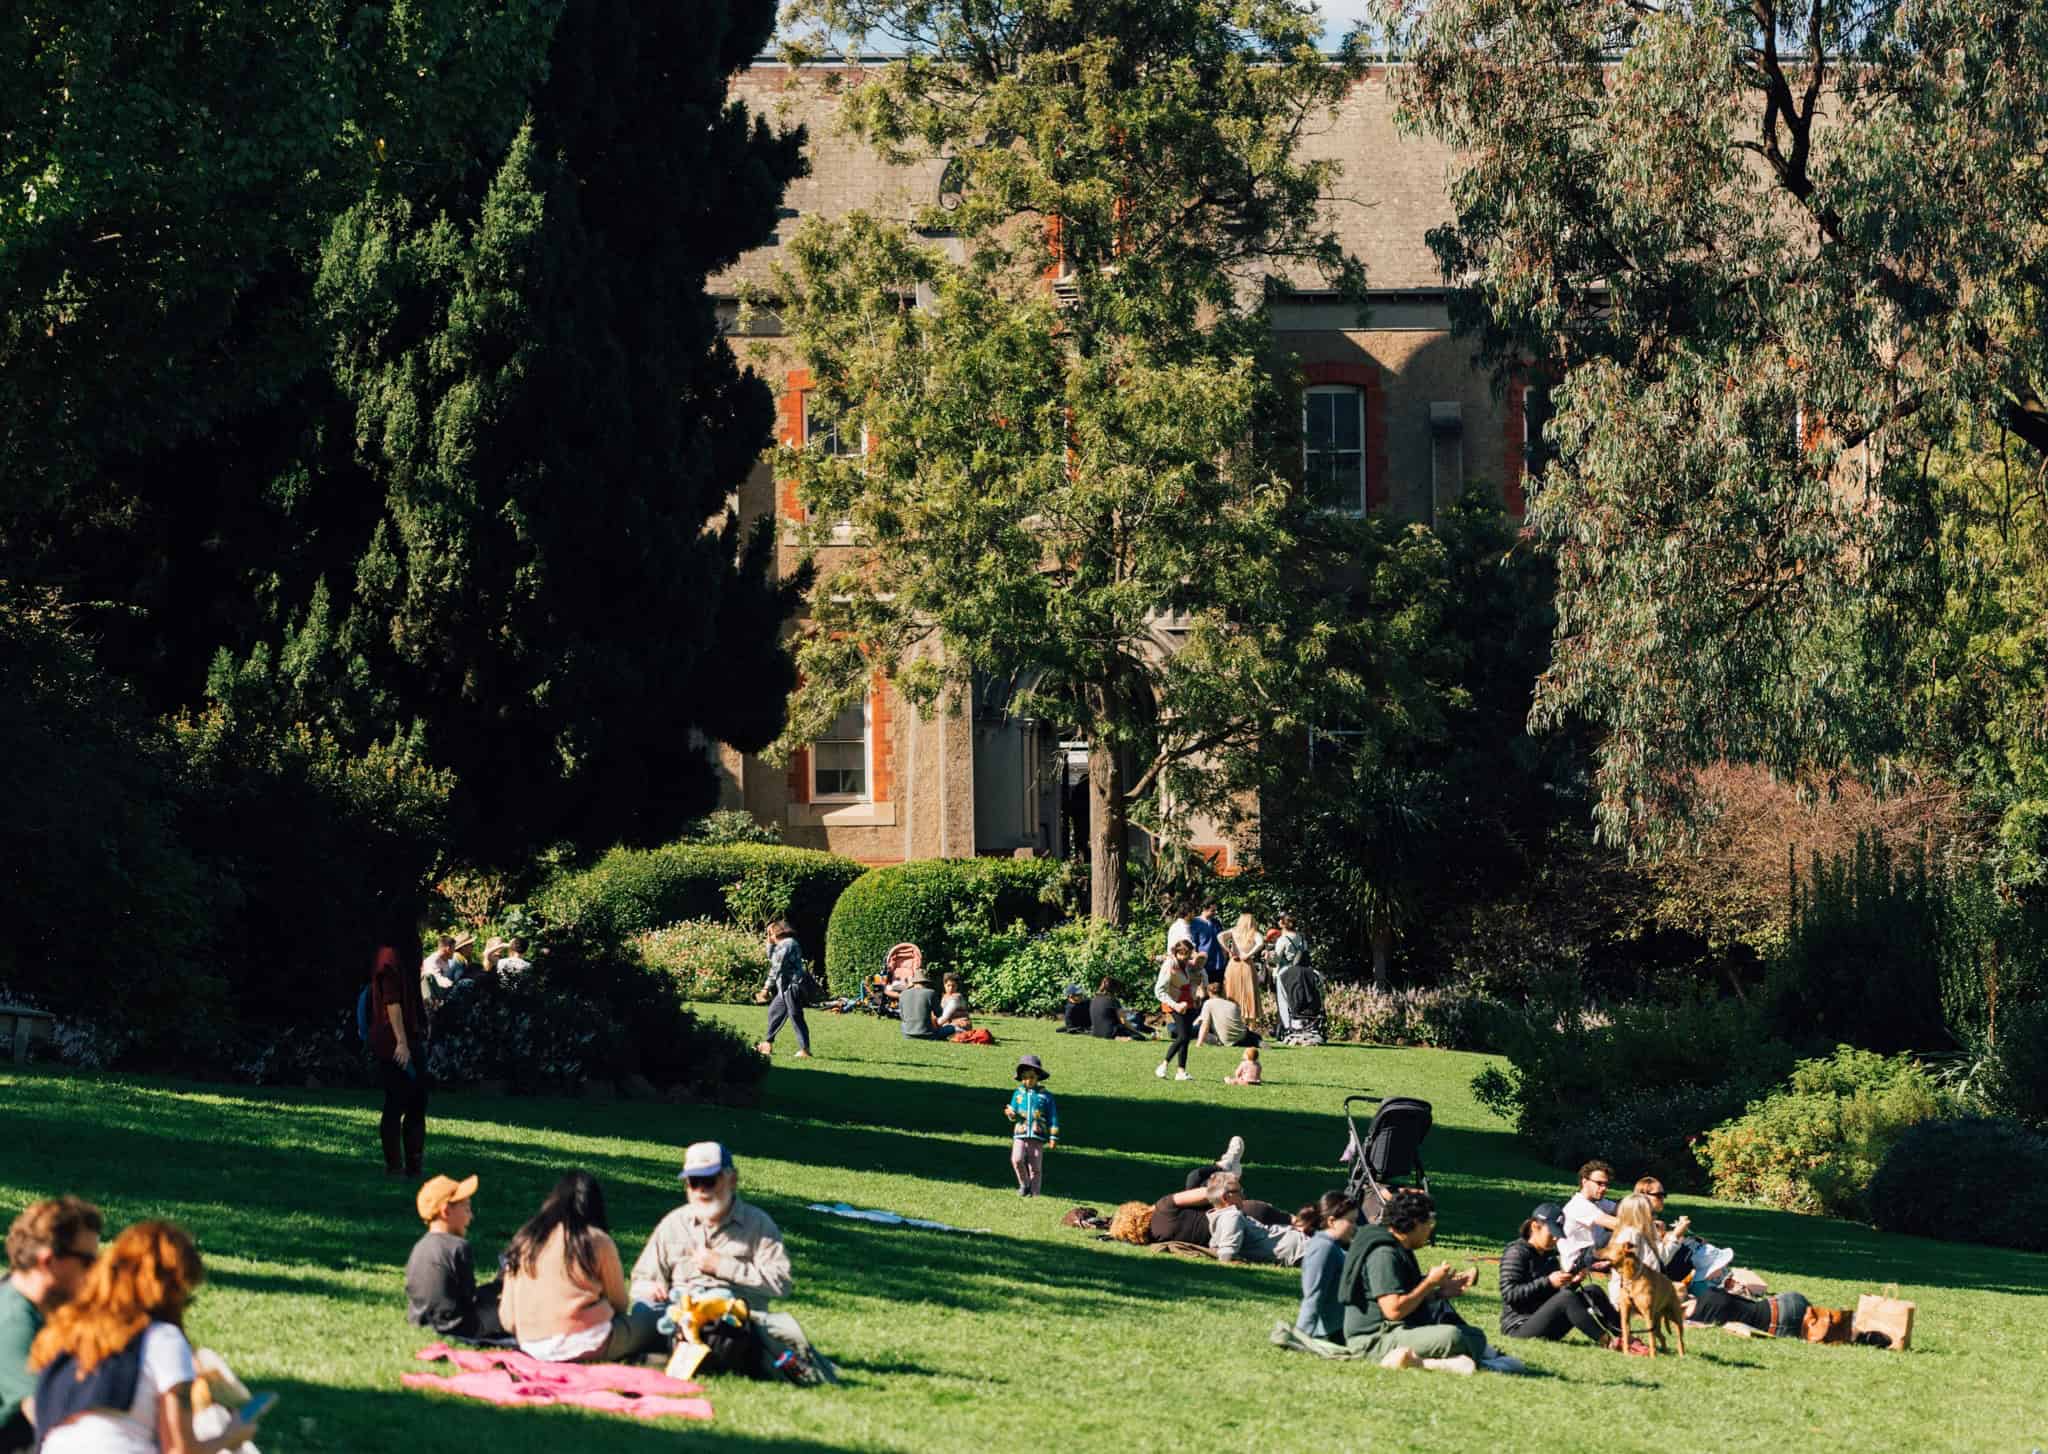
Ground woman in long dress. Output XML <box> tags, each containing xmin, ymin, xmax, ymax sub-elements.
<box><xmin>1222</xmin><ymin>912</ymin><xmax>1265</xmax><ymax>1023</ymax></box>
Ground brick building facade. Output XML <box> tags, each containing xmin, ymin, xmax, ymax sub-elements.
<box><xmin>709</xmin><ymin>64</ymin><xmax>1530</xmax><ymax>868</ymax></box>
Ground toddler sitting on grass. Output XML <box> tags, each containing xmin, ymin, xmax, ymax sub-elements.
<box><xmin>1225</xmin><ymin>1046</ymin><xmax>1262</xmax><ymax>1086</ymax></box>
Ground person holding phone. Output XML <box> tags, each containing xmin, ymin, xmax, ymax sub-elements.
<box><xmin>1497</xmin><ymin>1204</ymin><xmax>1619</xmax><ymax>1344</ymax></box>
<box><xmin>1337</xmin><ymin>1190</ymin><xmax>1505</xmax><ymax>1371</ymax></box>
<box><xmin>27</xmin><ymin>1220</ymin><xmax>258</xmax><ymax>1454</ymax></box>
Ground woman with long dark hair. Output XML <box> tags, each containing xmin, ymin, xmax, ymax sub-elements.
<box><xmin>30</xmin><ymin>1220</ymin><xmax>256</xmax><ymax>1453</ymax></box>
<box><xmin>497</xmin><ymin>1171</ymin><xmax>634</xmax><ymax>1363</ymax></box>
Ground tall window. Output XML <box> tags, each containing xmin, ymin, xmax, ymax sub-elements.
<box><xmin>802</xmin><ymin>391</ymin><xmax>860</xmax><ymax>538</ymax></box>
<box><xmin>810</xmin><ymin>698</ymin><xmax>869</xmax><ymax>801</ymax></box>
<box><xmin>1523</xmin><ymin>379</ymin><xmax>1555</xmax><ymax>480</ymax></box>
<box><xmin>1304</xmin><ymin>386</ymin><xmax>1366</xmax><ymax>514</ymax></box>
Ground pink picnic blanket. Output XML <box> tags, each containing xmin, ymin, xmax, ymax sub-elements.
<box><xmin>404</xmin><ymin>1342</ymin><xmax>714</xmax><ymax>1422</ymax></box>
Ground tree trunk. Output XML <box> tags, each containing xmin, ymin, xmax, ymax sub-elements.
<box><xmin>1370</xmin><ymin>921</ymin><xmax>1393</xmax><ymax>992</ymax></box>
<box><xmin>1089</xmin><ymin>740</ymin><xmax>1128</xmax><ymax>926</ymax></box>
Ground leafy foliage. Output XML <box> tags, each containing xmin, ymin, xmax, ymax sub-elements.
<box><xmin>822</xmin><ymin>859</ymin><xmax>1069</xmax><ymax>996</ymax></box>
<box><xmin>638</xmin><ymin>920</ymin><xmax>766</xmax><ymax>1005</ymax></box>
<box><xmin>1472</xmin><ymin>984</ymin><xmax>1798</xmax><ymax>1189</ymax></box>
<box><xmin>968</xmin><ymin>920</ymin><xmax>1158</xmax><ymax>1018</ymax></box>
<box><xmin>533</xmin><ymin>843</ymin><xmax>865</xmax><ymax>967</ymax></box>
<box><xmin>1318</xmin><ymin>982</ymin><xmax>1504</xmax><ymax>1052</ymax></box>
<box><xmin>773</xmin><ymin>0</ymin><xmax>1409</xmax><ymax>921</ymax></box>
<box><xmin>1377</xmin><ymin>0</ymin><xmax>2048</xmax><ymax>864</ymax></box>
<box><xmin>1869</xmin><ymin>1117</ymin><xmax>2048</xmax><ymax>1252</ymax></box>
<box><xmin>1696</xmin><ymin>1048</ymin><xmax>1956</xmax><ymax>1218</ymax></box>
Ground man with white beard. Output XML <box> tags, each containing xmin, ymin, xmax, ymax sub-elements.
<box><xmin>626</xmin><ymin>1142</ymin><xmax>793</xmax><ymax>1353</ymax></box>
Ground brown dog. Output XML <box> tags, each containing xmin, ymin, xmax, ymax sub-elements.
<box><xmin>1611</xmin><ymin>1241</ymin><xmax>1687</xmax><ymax>1357</ymax></box>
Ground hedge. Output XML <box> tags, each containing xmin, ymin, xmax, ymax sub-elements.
<box><xmin>533</xmin><ymin>842</ymin><xmax>866</xmax><ymax>963</ymax></box>
<box><xmin>1869</xmin><ymin>1116</ymin><xmax>2048</xmax><ymax>1251</ymax></box>
<box><xmin>824</xmin><ymin>858</ymin><xmax>1069</xmax><ymax>995</ymax></box>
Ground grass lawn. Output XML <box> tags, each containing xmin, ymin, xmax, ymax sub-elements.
<box><xmin>5</xmin><ymin>1008</ymin><xmax>2045</xmax><ymax>1453</ymax></box>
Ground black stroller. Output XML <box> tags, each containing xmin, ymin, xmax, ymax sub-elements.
<box><xmin>1342</xmin><ymin>1093</ymin><xmax>1433</xmax><ymax>1225</ymax></box>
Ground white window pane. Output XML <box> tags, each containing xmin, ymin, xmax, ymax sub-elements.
<box><xmin>1332</xmin><ymin>393</ymin><xmax>1361</xmax><ymax>450</ymax></box>
<box><xmin>826</xmin><ymin>703</ymin><xmax>865</xmax><ymax>740</ymax></box>
<box><xmin>814</xmin><ymin>741</ymin><xmax>866</xmax><ymax>797</ymax></box>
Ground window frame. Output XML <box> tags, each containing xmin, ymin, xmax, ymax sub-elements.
<box><xmin>808</xmin><ymin>695</ymin><xmax>872</xmax><ymax>804</ymax></box>
<box><xmin>1303</xmin><ymin>384</ymin><xmax>1368</xmax><ymax>516</ymax></box>
<box><xmin>801</xmin><ymin>390</ymin><xmax>862</xmax><ymax>541</ymax></box>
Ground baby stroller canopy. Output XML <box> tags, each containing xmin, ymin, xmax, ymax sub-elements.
<box><xmin>1342</xmin><ymin>1093</ymin><xmax>1433</xmax><ymax>1225</ymax></box>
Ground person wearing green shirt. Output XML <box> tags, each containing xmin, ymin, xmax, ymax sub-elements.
<box><xmin>2</xmin><ymin>1196</ymin><xmax>103</xmax><ymax>1451</ymax></box>
<box><xmin>1337</xmin><ymin>1189</ymin><xmax>1492</xmax><ymax>1370</ymax></box>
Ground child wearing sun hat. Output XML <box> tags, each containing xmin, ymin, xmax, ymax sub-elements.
<box><xmin>1003</xmin><ymin>1055</ymin><xmax>1061</xmax><ymax>1197</ymax></box>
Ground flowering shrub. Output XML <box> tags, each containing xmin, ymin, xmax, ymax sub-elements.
<box><xmin>1316</xmin><ymin>981</ymin><xmax>1505</xmax><ymax>1050</ymax></box>
<box><xmin>638</xmin><ymin>920</ymin><xmax>762</xmax><ymax>1003</ymax></box>
<box><xmin>1696</xmin><ymin>1047</ymin><xmax>1956</xmax><ymax>1218</ymax></box>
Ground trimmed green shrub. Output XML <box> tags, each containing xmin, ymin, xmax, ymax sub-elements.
<box><xmin>969</xmin><ymin>920</ymin><xmax>1157</xmax><ymax>1016</ymax></box>
<box><xmin>1869</xmin><ymin>1116</ymin><xmax>2048</xmax><ymax>1251</ymax></box>
<box><xmin>1696</xmin><ymin>1048</ymin><xmax>1956</xmax><ymax>1218</ymax></box>
<box><xmin>533</xmin><ymin>842</ymin><xmax>864</xmax><ymax>962</ymax></box>
<box><xmin>823</xmin><ymin>858</ymin><xmax>1069</xmax><ymax>995</ymax></box>
<box><xmin>1471</xmin><ymin>985</ymin><xmax>1797</xmax><ymax>1191</ymax></box>
<box><xmin>638</xmin><ymin>919</ymin><xmax>762</xmax><ymax>1003</ymax></box>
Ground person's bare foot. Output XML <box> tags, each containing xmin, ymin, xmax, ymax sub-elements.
<box><xmin>1379</xmin><ymin>1347</ymin><xmax>1421</xmax><ymax>1370</ymax></box>
<box><xmin>1422</xmin><ymin>1355</ymin><xmax>1477</xmax><ymax>1375</ymax></box>
<box><xmin>755</xmin><ymin>1041</ymin><xmax>773</xmax><ymax>1057</ymax></box>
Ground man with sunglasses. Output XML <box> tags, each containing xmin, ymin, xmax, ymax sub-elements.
<box><xmin>1558</xmin><ymin>1161</ymin><xmax>1620</xmax><ymax>1274</ymax></box>
<box><xmin>2</xmin><ymin>1196</ymin><xmax>102</xmax><ymax>1452</ymax></box>
<box><xmin>627</xmin><ymin>1143</ymin><xmax>792</xmax><ymax>1354</ymax></box>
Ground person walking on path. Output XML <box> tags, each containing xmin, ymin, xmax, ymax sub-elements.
<box><xmin>1005</xmin><ymin>1055</ymin><xmax>1060</xmax><ymax>1197</ymax></box>
<box><xmin>1154</xmin><ymin>938</ymin><xmax>1200</xmax><ymax>1081</ymax></box>
<box><xmin>370</xmin><ymin>940</ymin><xmax>430</xmax><ymax>1176</ymax></box>
<box><xmin>754</xmin><ymin>921</ymin><xmax>813</xmax><ymax>1060</ymax></box>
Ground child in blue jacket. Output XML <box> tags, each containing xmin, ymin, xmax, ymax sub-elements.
<box><xmin>1004</xmin><ymin>1055</ymin><xmax>1060</xmax><ymax>1196</ymax></box>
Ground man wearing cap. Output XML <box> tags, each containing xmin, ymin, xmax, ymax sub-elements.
<box><xmin>405</xmin><ymin>1173</ymin><xmax>505</xmax><ymax>1341</ymax></box>
<box><xmin>1055</xmin><ymin>984</ymin><xmax>1091</xmax><ymax>1034</ymax></box>
<box><xmin>626</xmin><ymin>1142</ymin><xmax>792</xmax><ymax>1352</ymax></box>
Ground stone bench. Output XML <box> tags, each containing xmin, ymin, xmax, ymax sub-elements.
<box><xmin>0</xmin><ymin>1004</ymin><xmax>55</xmax><ymax>1065</ymax></box>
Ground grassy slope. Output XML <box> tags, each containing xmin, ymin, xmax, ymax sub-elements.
<box><xmin>4</xmin><ymin>1009</ymin><xmax>2044</xmax><ymax>1453</ymax></box>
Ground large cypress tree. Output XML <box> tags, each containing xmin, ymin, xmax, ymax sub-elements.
<box><xmin>299</xmin><ymin>0</ymin><xmax>809</xmax><ymax>852</ymax></box>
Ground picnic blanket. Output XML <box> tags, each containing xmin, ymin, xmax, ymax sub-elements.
<box><xmin>807</xmin><ymin>1202</ymin><xmax>991</xmax><ymax>1234</ymax></box>
<box><xmin>404</xmin><ymin>1342</ymin><xmax>714</xmax><ymax>1421</ymax></box>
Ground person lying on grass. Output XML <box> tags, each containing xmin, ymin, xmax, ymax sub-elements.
<box><xmin>1604</xmin><ymin>1195</ymin><xmax>1808</xmax><ymax>1337</ymax></box>
<box><xmin>1205</xmin><ymin>1173</ymin><xmax>1309</xmax><ymax>1266</ymax></box>
<box><xmin>498</xmin><ymin>1171</ymin><xmax>636</xmax><ymax>1364</ymax></box>
<box><xmin>1338</xmin><ymin>1190</ymin><xmax>1523</xmax><ymax>1374</ymax></box>
<box><xmin>627</xmin><ymin>1142</ymin><xmax>792</xmax><ymax>1354</ymax></box>
<box><xmin>406</xmin><ymin>1173</ymin><xmax>505</xmax><ymax>1343</ymax></box>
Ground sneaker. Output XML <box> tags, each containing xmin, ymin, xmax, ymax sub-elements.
<box><xmin>1175</xmin><ymin>1069</ymin><xmax>1193</xmax><ymax>1081</ymax></box>
<box><xmin>794</xmin><ymin>1050</ymin><xmax>813</xmax><ymax>1059</ymax></box>
<box><xmin>1156</xmin><ymin>1062</ymin><xmax>1169</xmax><ymax>1078</ymax></box>
<box><xmin>1421</xmin><ymin>1355</ymin><xmax>1477</xmax><ymax>1375</ymax></box>
<box><xmin>1217</xmin><ymin>1135</ymin><xmax>1246</xmax><ymax>1175</ymax></box>
<box><xmin>1477</xmin><ymin>1350</ymin><xmax>1527</xmax><ymax>1375</ymax></box>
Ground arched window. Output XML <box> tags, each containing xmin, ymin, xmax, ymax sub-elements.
<box><xmin>1304</xmin><ymin>385</ymin><xmax>1367</xmax><ymax>515</ymax></box>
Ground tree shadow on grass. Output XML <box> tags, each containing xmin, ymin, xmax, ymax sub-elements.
<box><xmin>256</xmin><ymin>1374</ymin><xmax>885</xmax><ymax>1454</ymax></box>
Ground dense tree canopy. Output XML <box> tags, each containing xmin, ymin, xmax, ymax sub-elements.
<box><xmin>1375</xmin><ymin>0</ymin><xmax>2048</xmax><ymax>865</ymax></box>
<box><xmin>774</xmin><ymin>0</ymin><xmax>1411</xmax><ymax>921</ymax></box>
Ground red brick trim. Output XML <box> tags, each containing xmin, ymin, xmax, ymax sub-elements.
<box><xmin>787</xmin><ymin>746</ymin><xmax>810</xmax><ymax>805</ymax></box>
<box><xmin>777</xmin><ymin>369</ymin><xmax>810</xmax><ymax>523</ymax></box>
<box><xmin>1504</xmin><ymin>373</ymin><xmax>1527</xmax><ymax>516</ymax></box>
<box><xmin>1190</xmin><ymin>843</ymin><xmax>1239</xmax><ymax>876</ymax></box>
<box><xmin>868</xmin><ymin>670</ymin><xmax>894</xmax><ymax>806</ymax></box>
<box><xmin>1300</xmin><ymin>360</ymin><xmax>1387</xmax><ymax>512</ymax></box>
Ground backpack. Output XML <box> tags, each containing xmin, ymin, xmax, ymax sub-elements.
<box><xmin>356</xmin><ymin>984</ymin><xmax>373</xmax><ymax>1043</ymax></box>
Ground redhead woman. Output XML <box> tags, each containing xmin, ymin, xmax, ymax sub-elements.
<box><xmin>29</xmin><ymin>1220</ymin><xmax>256</xmax><ymax>1454</ymax></box>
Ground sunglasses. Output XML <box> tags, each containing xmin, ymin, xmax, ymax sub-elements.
<box><xmin>685</xmin><ymin>1175</ymin><xmax>723</xmax><ymax>1190</ymax></box>
<box><xmin>1587</xmin><ymin>1178</ymin><xmax>1609</xmax><ymax>1188</ymax></box>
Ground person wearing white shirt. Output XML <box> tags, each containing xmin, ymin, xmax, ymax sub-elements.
<box><xmin>1558</xmin><ymin>1160</ymin><xmax>1620</xmax><ymax>1272</ymax></box>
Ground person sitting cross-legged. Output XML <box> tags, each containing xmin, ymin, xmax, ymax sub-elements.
<box><xmin>1498</xmin><ymin>1204</ymin><xmax>1618</xmax><ymax>1345</ymax></box>
<box><xmin>1339</xmin><ymin>1190</ymin><xmax>1522</xmax><ymax>1373</ymax></box>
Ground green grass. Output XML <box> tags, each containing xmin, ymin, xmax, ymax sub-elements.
<box><xmin>5</xmin><ymin>1010</ymin><xmax>2045</xmax><ymax>1453</ymax></box>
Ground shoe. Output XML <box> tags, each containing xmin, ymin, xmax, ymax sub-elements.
<box><xmin>1421</xmin><ymin>1355</ymin><xmax>1477</xmax><ymax>1375</ymax></box>
<box><xmin>1175</xmin><ymin>1069</ymin><xmax>1193</xmax><ymax>1081</ymax></box>
<box><xmin>794</xmin><ymin>1050</ymin><xmax>813</xmax><ymax>1059</ymax></box>
<box><xmin>1477</xmin><ymin>1349</ymin><xmax>1527</xmax><ymax>1375</ymax></box>
<box><xmin>1218</xmin><ymin>1135</ymin><xmax>1245</xmax><ymax>1175</ymax></box>
<box><xmin>1155</xmin><ymin>1062</ymin><xmax>1169</xmax><ymax>1078</ymax></box>
<box><xmin>755</xmin><ymin>1041</ymin><xmax>773</xmax><ymax>1057</ymax></box>
<box><xmin>1606</xmin><ymin>1337</ymin><xmax>1653</xmax><ymax>1356</ymax></box>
